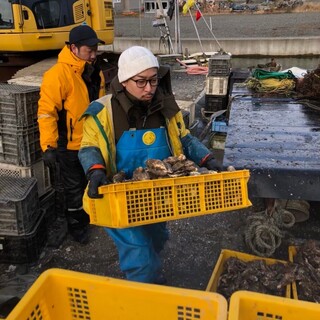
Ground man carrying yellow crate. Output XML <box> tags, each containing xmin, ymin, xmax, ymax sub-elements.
<box><xmin>78</xmin><ymin>46</ymin><xmax>221</xmax><ymax>284</ymax></box>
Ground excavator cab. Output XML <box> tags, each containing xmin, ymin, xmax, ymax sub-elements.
<box><xmin>33</xmin><ymin>1</ymin><xmax>61</xmax><ymax>29</ymax></box>
<box><xmin>0</xmin><ymin>0</ymin><xmax>114</xmax><ymax>52</ymax></box>
<box><xmin>0</xmin><ymin>0</ymin><xmax>114</xmax><ymax>82</ymax></box>
<box><xmin>31</xmin><ymin>0</ymin><xmax>89</xmax><ymax>29</ymax></box>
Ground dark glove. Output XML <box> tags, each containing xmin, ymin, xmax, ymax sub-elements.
<box><xmin>43</xmin><ymin>147</ymin><xmax>57</xmax><ymax>170</ymax></box>
<box><xmin>203</xmin><ymin>155</ymin><xmax>223</xmax><ymax>172</ymax></box>
<box><xmin>87</xmin><ymin>169</ymin><xmax>109</xmax><ymax>199</ymax></box>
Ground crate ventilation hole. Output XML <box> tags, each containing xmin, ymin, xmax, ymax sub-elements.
<box><xmin>177</xmin><ymin>305</ymin><xmax>201</xmax><ymax>319</ymax></box>
<box><xmin>257</xmin><ymin>311</ymin><xmax>282</xmax><ymax>320</ymax></box>
<box><xmin>26</xmin><ymin>303</ymin><xmax>42</xmax><ymax>320</ymax></box>
<box><xmin>68</xmin><ymin>287</ymin><xmax>91</xmax><ymax>319</ymax></box>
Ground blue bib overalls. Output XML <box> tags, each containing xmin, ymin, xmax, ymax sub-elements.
<box><xmin>104</xmin><ymin>128</ymin><xmax>171</xmax><ymax>283</ymax></box>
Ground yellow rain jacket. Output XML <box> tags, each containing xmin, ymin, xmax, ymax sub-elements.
<box><xmin>38</xmin><ymin>45</ymin><xmax>105</xmax><ymax>152</ymax></box>
<box><xmin>79</xmin><ymin>95</ymin><xmax>190</xmax><ymax>179</ymax></box>
<box><xmin>79</xmin><ymin>68</ymin><xmax>213</xmax><ymax>206</ymax></box>
<box><xmin>79</xmin><ymin>67</ymin><xmax>212</xmax><ymax>179</ymax></box>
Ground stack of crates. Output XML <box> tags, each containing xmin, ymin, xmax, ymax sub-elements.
<box><xmin>0</xmin><ymin>84</ymin><xmax>51</xmax><ymax>196</ymax></box>
<box><xmin>0</xmin><ymin>84</ymin><xmax>54</xmax><ymax>264</ymax></box>
<box><xmin>205</xmin><ymin>53</ymin><xmax>231</xmax><ymax>115</ymax></box>
<box><xmin>0</xmin><ymin>176</ymin><xmax>47</xmax><ymax>264</ymax></box>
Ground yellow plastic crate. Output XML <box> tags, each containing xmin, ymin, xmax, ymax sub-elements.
<box><xmin>7</xmin><ymin>268</ymin><xmax>228</xmax><ymax>320</ymax></box>
<box><xmin>206</xmin><ymin>249</ymin><xmax>291</xmax><ymax>298</ymax></box>
<box><xmin>83</xmin><ymin>169</ymin><xmax>251</xmax><ymax>228</ymax></box>
<box><xmin>288</xmin><ymin>245</ymin><xmax>299</xmax><ymax>300</ymax></box>
<box><xmin>289</xmin><ymin>245</ymin><xmax>320</xmax><ymax>302</ymax></box>
<box><xmin>229</xmin><ymin>290</ymin><xmax>320</xmax><ymax>320</ymax></box>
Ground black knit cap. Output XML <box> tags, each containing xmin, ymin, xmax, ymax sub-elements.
<box><xmin>66</xmin><ymin>25</ymin><xmax>105</xmax><ymax>46</ymax></box>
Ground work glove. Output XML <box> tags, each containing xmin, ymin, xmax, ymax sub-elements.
<box><xmin>203</xmin><ymin>154</ymin><xmax>223</xmax><ymax>172</ymax></box>
<box><xmin>87</xmin><ymin>169</ymin><xmax>109</xmax><ymax>199</ymax></box>
<box><xmin>43</xmin><ymin>147</ymin><xmax>57</xmax><ymax>170</ymax></box>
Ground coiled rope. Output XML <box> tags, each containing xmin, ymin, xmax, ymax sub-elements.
<box><xmin>245</xmin><ymin>78</ymin><xmax>296</xmax><ymax>94</ymax></box>
<box><xmin>244</xmin><ymin>207</ymin><xmax>295</xmax><ymax>257</ymax></box>
<box><xmin>176</xmin><ymin>58</ymin><xmax>208</xmax><ymax>75</ymax></box>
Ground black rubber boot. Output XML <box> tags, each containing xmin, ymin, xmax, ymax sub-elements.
<box><xmin>67</xmin><ymin>210</ymin><xmax>90</xmax><ymax>244</ymax></box>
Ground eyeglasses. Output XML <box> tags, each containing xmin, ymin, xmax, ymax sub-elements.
<box><xmin>129</xmin><ymin>77</ymin><xmax>159</xmax><ymax>88</ymax></box>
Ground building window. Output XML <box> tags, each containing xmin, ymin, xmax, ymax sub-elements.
<box><xmin>144</xmin><ymin>1</ymin><xmax>169</xmax><ymax>14</ymax></box>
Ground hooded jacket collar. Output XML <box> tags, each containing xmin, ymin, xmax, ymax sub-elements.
<box><xmin>58</xmin><ymin>45</ymin><xmax>87</xmax><ymax>74</ymax></box>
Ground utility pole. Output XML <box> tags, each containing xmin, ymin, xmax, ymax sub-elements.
<box><xmin>174</xmin><ymin>0</ymin><xmax>182</xmax><ymax>54</ymax></box>
<box><xmin>139</xmin><ymin>0</ymin><xmax>142</xmax><ymax>42</ymax></box>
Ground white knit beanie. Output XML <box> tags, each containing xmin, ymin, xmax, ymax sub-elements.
<box><xmin>118</xmin><ymin>46</ymin><xmax>159</xmax><ymax>83</ymax></box>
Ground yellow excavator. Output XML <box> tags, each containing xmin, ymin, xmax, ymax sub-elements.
<box><xmin>0</xmin><ymin>0</ymin><xmax>114</xmax><ymax>82</ymax></box>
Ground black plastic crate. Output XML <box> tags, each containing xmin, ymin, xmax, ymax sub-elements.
<box><xmin>0</xmin><ymin>84</ymin><xmax>39</xmax><ymax>128</ymax></box>
<box><xmin>0</xmin><ymin>160</ymin><xmax>52</xmax><ymax>197</ymax></box>
<box><xmin>208</xmin><ymin>55</ymin><xmax>231</xmax><ymax>77</ymax></box>
<box><xmin>0</xmin><ymin>176</ymin><xmax>40</xmax><ymax>236</ymax></box>
<box><xmin>205</xmin><ymin>95</ymin><xmax>228</xmax><ymax>112</ymax></box>
<box><xmin>0</xmin><ymin>212</ymin><xmax>47</xmax><ymax>264</ymax></box>
<box><xmin>0</xmin><ymin>124</ymin><xmax>42</xmax><ymax>166</ymax></box>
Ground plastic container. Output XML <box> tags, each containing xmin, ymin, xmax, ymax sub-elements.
<box><xmin>206</xmin><ymin>249</ymin><xmax>291</xmax><ymax>298</ymax></box>
<box><xmin>210</xmin><ymin>133</ymin><xmax>227</xmax><ymax>150</ymax></box>
<box><xmin>0</xmin><ymin>83</ymin><xmax>39</xmax><ymax>128</ymax></box>
<box><xmin>212</xmin><ymin>120</ymin><xmax>228</xmax><ymax>133</ymax></box>
<box><xmin>0</xmin><ymin>176</ymin><xmax>40</xmax><ymax>236</ymax></box>
<box><xmin>289</xmin><ymin>244</ymin><xmax>320</xmax><ymax>303</ymax></box>
<box><xmin>84</xmin><ymin>170</ymin><xmax>251</xmax><ymax>228</ymax></box>
<box><xmin>288</xmin><ymin>245</ymin><xmax>320</xmax><ymax>303</ymax></box>
<box><xmin>0</xmin><ymin>212</ymin><xmax>47</xmax><ymax>264</ymax></box>
<box><xmin>7</xmin><ymin>268</ymin><xmax>228</xmax><ymax>320</ymax></box>
<box><xmin>205</xmin><ymin>95</ymin><xmax>228</xmax><ymax>113</ymax></box>
<box><xmin>288</xmin><ymin>245</ymin><xmax>299</xmax><ymax>299</ymax></box>
<box><xmin>206</xmin><ymin>76</ymin><xmax>229</xmax><ymax>96</ymax></box>
<box><xmin>0</xmin><ymin>160</ymin><xmax>51</xmax><ymax>197</ymax></box>
<box><xmin>0</xmin><ymin>124</ymin><xmax>42</xmax><ymax>166</ymax></box>
<box><xmin>229</xmin><ymin>290</ymin><xmax>320</xmax><ymax>320</ymax></box>
<box><xmin>208</xmin><ymin>55</ymin><xmax>231</xmax><ymax>77</ymax></box>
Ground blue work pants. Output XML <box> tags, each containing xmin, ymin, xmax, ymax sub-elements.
<box><xmin>105</xmin><ymin>222</ymin><xmax>169</xmax><ymax>283</ymax></box>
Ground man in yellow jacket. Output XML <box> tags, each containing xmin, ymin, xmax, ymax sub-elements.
<box><xmin>38</xmin><ymin>25</ymin><xmax>106</xmax><ymax>244</ymax></box>
<box><xmin>79</xmin><ymin>46</ymin><xmax>220</xmax><ymax>283</ymax></box>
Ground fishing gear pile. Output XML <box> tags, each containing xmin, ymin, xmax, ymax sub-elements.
<box><xmin>245</xmin><ymin>69</ymin><xmax>296</xmax><ymax>95</ymax></box>
<box><xmin>295</xmin><ymin>65</ymin><xmax>320</xmax><ymax>99</ymax></box>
